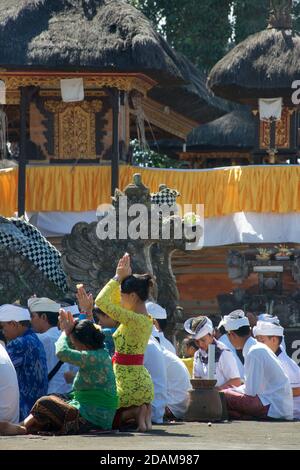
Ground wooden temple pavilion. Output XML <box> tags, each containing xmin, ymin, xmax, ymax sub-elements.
<box><xmin>208</xmin><ymin>0</ymin><xmax>300</xmax><ymax>165</ymax></box>
<box><xmin>0</xmin><ymin>0</ymin><xmax>224</xmax><ymax>216</ymax></box>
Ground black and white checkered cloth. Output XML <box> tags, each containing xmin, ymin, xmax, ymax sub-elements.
<box><xmin>151</xmin><ymin>187</ymin><xmax>180</xmax><ymax>208</ymax></box>
<box><xmin>0</xmin><ymin>218</ymin><xmax>67</xmax><ymax>292</ymax></box>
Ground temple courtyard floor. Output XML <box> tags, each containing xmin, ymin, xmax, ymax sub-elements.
<box><xmin>0</xmin><ymin>421</ymin><xmax>299</xmax><ymax>450</ymax></box>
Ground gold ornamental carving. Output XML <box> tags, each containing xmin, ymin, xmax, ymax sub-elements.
<box><xmin>44</xmin><ymin>100</ymin><xmax>102</xmax><ymax>159</ymax></box>
<box><xmin>1</xmin><ymin>75</ymin><xmax>154</xmax><ymax>96</ymax></box>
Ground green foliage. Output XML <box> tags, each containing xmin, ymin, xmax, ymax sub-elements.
<box><xmin>129</xmin><ymin>1</ymin><xmax>300</xmax><ymax>73</ymax></box>
<box><xmin>131</xmin><ymin>140</ymin><xmax>182</xmax><ymax>168</ymax></box>
<box><xmin>234</xmin><ymin>0</ymin><xmax>300</xmax><ymax>44</ymax></box>
<box><xmin>293</xmin><ymin>0</ymin><xmax>300</xmax><ymax>31</ymax></box>
<box><xmin>128</xmin><ymin>0</ymin><xmax>233</xmax><ymax>73</ymax></box>
<box><xmin>234</xmin><ymin>0</ymin><xmax>269</xmax><ymax>44</ymax></box>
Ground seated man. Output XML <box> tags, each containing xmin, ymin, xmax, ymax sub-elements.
<box><xmin>0</xmin><ymin>343</ymin><xmax>19</xmax><ymax>423</ymax></box>
<box><xmin>146</xmin><ymin>301</ymin><xmax>176</xmax><ymax>354</ymax></box>
<box><xmin>28</xmin><ymin>297</ymin><xmax>72</xmax><ymax>395</ymax></box>
<box><xmin>215</xmin><ymin>320</ymin><xmax>245</xmax><ymax>380</ymax></box>
<box><xmin>221</xmin><ymin>310</ymin><xmax>293</xmax><ymax>421</ymax></box>
<box><xmin>0</xmin><ymin>304</ymin><xmax>48</xmax><ymax>421</ymax></box>
<box><xmin>145</xmin><ymin>334</ymin><xmax>191</xmax><ymax>422</ymax></box>
<box><xmin>254</xmin><ymin>320</ymin><xmax>300</xmax><ymax>420</ymax></box>
<box><xmin>184</xmin><ymin>316</ymin><xmax>241</xmax><ymax>389</ymax></box>
<box><xmin>144</xmin><ymin>335</ymin><xmax>168</xmax><ymax>424</ymax></box>
<box><xmin>163</xmin><ymin>346</ymin><xmax>192</xmax><ymax>420</ymax></box>
<box><xmin>256</xmin><ymin>314</ymin><xmax>286</xmax><ymax>351</ymax></box>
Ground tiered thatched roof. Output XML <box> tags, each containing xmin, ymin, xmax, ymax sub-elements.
<box><xmin>0</xmin><ymin>0</ymin><xmax>182</xmax><ymax>79</ymax></box>
<box><xmin>208</xmin><ymin>0</ymin><xmax>299</xmax><ymax>102</ymax></box>
<box><xmin>0</xmin><ymin>0</ymin><xmax>225</xmax><ymax>122</ymax></box>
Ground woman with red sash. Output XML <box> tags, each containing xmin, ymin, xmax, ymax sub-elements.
<box><xmin>95</xmin><ymin>253</ymin><xmax>154</xmax><ymax>432</ymax></box>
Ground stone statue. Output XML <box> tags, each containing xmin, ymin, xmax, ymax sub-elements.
<box><xmin>61</xmin><ymin>174</ymin><xmax>196</xmax><ymax>328</ymax></box>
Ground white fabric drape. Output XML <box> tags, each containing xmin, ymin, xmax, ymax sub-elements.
<box><xmin>259</xmin><ymin>98</ymin><xmax>282</xmax><ymax>121</ymax></box>
<box><xmin>203</xmin><ymin>212</ymin><xmax>300</xmax><ymax>247</ymax></box>
<box><xmin>60</xmin><ymin>78</ymin><xmax>84</xmax><ymax>102</ymax></box>
<box><xmin>27</xmin><ymin>211</ymin><xmax>300</xmax><ymax>246</ymax></box>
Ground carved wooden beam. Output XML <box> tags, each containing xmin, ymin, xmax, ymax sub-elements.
<box><xmin>131</xmin><ymin>96</ymin><xmax>198</xmax><ymax>140</ymax></box>
<box><xmin>0</xmin><ymin>73</ymin><xmax>157</xmax><ymax>104</ymax></box>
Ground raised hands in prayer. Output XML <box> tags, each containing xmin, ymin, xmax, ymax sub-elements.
<box><xmin>59</xmin><ymin>309</ymin><xmax>76</xmax><ymax>336</ymax></box>
<box><xmin>115</xmin><ymin>253</ymin><xmax>132</xmax><ymax>282</ymax></box>
<box><xmin>76</xmin><ymin>284</ymin><xmax>94</xmax><ymax>320</ymax></box>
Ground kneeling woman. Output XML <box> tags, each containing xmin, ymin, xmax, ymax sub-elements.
<box><xmin>0</xmin><ymin>312</ymin><xmax>118</xmax><ymax>435</ymax></box>
<box><xmin>96</xmin><ymin>253</ymin><xmax>154</xmax><ymax>432</ymax></box>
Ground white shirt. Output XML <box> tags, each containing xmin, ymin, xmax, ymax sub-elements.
<box><xmin>144</xmin><ymin>336</ymin><xmax>168</xmax><ymax>424</ymax></box>
<box><xmin>152</xmin><ymin>326</ymin><xmax>176</xmax><ymax>355</ymax></box>
<box><xmin>37</xmin><ymin>327</ymin><xmax>72</xmax><ymax>395</ymax></box>
<box><xmin>193</xmin><ymin>340</ymin><xmax>240</xmax><ymax>387</ymax></box>
<box><xmin>218</xmin><ymin>334</ymin><xmax>245</xmax><ymax>380</ymax></box>
<box><xmin>242</xmin><ymin>337</ymin><xmax>293</xmax><ymax>420</ymax></box>
<box><xmin>162</xmin><ymin>347</ymin><xmax>191</xmax><ymax>419</ymax></box>
<box><xmin>277</xmin><ymin>349</ymin><xmax>300</xmax><ymax>420</ymax></box>
<box><xmin>0</xmin><ymin>343</ymin><xmax>19</xmax><ymax>423</ymax></box>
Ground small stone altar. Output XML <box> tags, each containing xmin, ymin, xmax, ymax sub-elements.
<box><xmin>185</xmin><ymin>379</ymin><xmax>223</xmax><ymax>422</ymax></box>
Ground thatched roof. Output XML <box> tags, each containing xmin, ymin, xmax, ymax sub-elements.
<box><xmin>208</xmin><ymin>2</ymin><xmax>299</xmax><ymax>101</ymax></box>
<box><xmin>187</xmin><ymin>107</ymin><xmax>255</xmax><ymax>149</ymax></box>
<box><xmin>0</xmin><ymin>0</ymin><xmax>227</xmax><ymax>122</ymax></box>
<box><xmin>0</xmin><ymin>0</ymin><xmax>184</xmax><ymax>81</ymax></box>
<box><xmin>149</xmin><ymin>55</ymin><xmax>233</xmax><ymax>123</ymax></box>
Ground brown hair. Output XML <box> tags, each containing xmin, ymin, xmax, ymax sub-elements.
<box><xmin>71</xmin><ymin>320</ymin><xmax>105</xmax><ymax>350</ymax></box>
<box><xmin>121</xmin><ymin>274</ymin><xmax>154</xmax><ymax>301</ymax></box>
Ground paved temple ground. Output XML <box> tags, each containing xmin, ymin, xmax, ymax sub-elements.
<box><xmin>0</xmin><ymin>421</ymin><xmax>299</xmax><ymax>450</ymax></box>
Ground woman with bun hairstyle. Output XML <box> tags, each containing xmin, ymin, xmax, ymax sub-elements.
<box><xmin>95</xmin><ymin>253</ymin><xmax>154</xmax><ymax>432</ymax></box>
<box><xmin>0</xmin><ymin>312</ymin><xmax>118</xmax><ymax>435</ymax></box>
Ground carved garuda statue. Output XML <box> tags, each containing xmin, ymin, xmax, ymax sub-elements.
<box><xmin>62</xmin><ymin>174</ymin><xmax>201</xmax><ymax>329</ymax></box>
<box><xmin>0</xmin><ymin>216</ymin><xmax>67</xmax><ymax>304</ymax></box>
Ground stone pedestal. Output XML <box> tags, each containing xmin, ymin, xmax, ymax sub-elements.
<box><xmin>184</xmin><ymin>379</ymin><xmax>223</xmax><ymax>422</ymax></box>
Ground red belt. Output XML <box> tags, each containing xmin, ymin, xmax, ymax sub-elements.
<box><xmin>112</xmin><ymin>352</ymin><xmax>144</xmax><ymax>366</ymax></box>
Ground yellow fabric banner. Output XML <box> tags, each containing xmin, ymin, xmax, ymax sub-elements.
<box><xmin>0</xmin><ymin>165</ymin><xmax>299</xmax><ymax>218</ymax></box>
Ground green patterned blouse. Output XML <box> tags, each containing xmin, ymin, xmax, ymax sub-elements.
<box><xmin>55</xmin><ymin>333</ymin><xmax>118</xmax><ymax>429</ymax></box>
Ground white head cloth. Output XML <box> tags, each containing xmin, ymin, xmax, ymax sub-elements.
<box><xmin>184</xmin><ymin>316</ymin><xmax>213</xmax><ymax>340</ymax></box>
<box><xmin>253</xmin><ymin>320</ymin><xmax>284</xmax><ymax>338</ymax></box>
<box><xmin>28</xmin><ymin>297</ymin><xmax>61</xmax><ymax>313</ymax></box>
<box><xmin>257</xmin><ymin>314</ymin><xmax>281</xmax><ymax>325</ymax></box>
<box><xmin>223</xmin><ymin>309</ymin><xmax>250</xmax><ymax>332</ymax></box>
<box><xmin>0</xmin><ymin>304</ymin><xmax>30</xmax><ymax>322</ymax></box>
<box><xmin>145</xmin><ymin>301</ymin><xmax>167</xmax><ymax>319</ymax></box>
